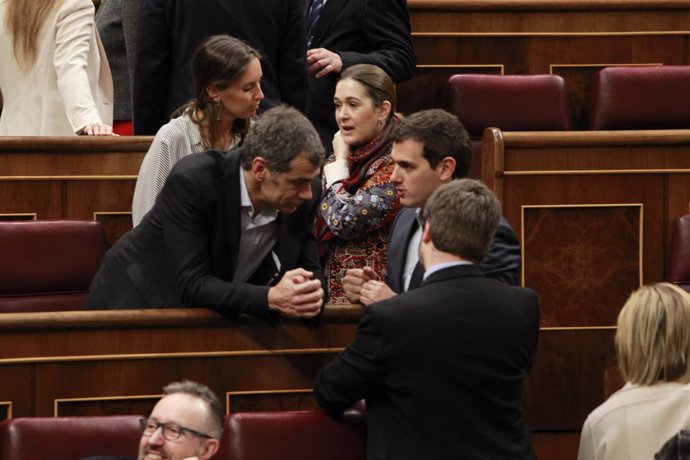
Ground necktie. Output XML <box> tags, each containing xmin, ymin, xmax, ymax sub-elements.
<box><xmin>306</xmin><ymin>0</ymin><xmax>325</xmax><ymax>48</ymax></box>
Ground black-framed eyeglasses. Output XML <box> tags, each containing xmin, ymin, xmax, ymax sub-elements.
<box><xmin>139</xmin><ymin>417</ymin><xmax>212</xmax><ymax>441</ymax></box>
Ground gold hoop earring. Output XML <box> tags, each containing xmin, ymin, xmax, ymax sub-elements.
<box><xmin>215</xmin><ymin>99</ymin><xmax>222</xmax><ymax>121</ymax></box>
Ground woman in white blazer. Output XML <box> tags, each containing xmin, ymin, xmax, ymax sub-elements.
<box><xmin>0</xmin><ymin>0</ymin><xmax>113</xmax><ymax>135</ymax></box>
<box><xmin>578</xmin><ymin>283</ymin><xmax>690</xmax><ymax>460</ymax></box>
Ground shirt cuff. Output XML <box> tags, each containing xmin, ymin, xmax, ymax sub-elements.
<box><xmin>323</xmin><ymin>159</ymin><xmax>350</xmax><ymax>188</ymax></box>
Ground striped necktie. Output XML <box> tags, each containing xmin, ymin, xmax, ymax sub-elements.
<box><xmin>306</xmin><ymin>0</ymin><xmax>325</xmax><ymax>48</ymax></box>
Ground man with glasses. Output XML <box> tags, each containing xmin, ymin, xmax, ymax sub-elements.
<box><xmin>86</xmin><ymin>380</ymin><xmax>223</xmax><ymax>460</ymax></box>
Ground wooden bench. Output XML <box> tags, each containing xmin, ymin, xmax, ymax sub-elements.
<box><xmin>480</xmin><ymin>127</ymin><xmax>690</xmax><ymax>457</ymax></box>
<box><xmin>0</xmin><ymin>136</ymin><xmax>153</xmax><ymax>246</ymax></box>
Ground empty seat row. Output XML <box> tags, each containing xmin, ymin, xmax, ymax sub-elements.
<box><xmin>0</xmin><ymin>410</ymin><xmax>365</xmax><ymax>460</ymax></box>
<box><xmin>448</xmin><ymin>65</ymin><xmax>690</xmax><ymax>178</ymax></box>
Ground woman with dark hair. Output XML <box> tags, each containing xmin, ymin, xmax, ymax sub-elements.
<box><xmin>0</xmin><ymin>0</ymin><xmax>113</xmax><ymax>135</ymax></box>
<box><xmin>132</xmin><ymin>34</ymin><xmax>263</xmax><ymax>225</ymax></box>
<box><xmin>578</xmin><ymin>282</ymin><xmax>690</xmax><ymax>460</ymax></box>
<box><xmin>315</xmin><ymin>63</ymin><xmax>402</xmax><ymax>304</ymax></box>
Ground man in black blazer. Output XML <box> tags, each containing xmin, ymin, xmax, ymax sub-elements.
<box><xmin>87</xmin><ymin>106</ymin><xmax>325</xmax><ymax>321</ymax></box>
<box><xmin>343</xmin><ymin>109</ymin><xmax>521</xmax><ymax>305</ymax></box>
<box><xmin>304</xmin><ymin>0</ymin><xmax>416</xmax><ymax>147</ymax></box>
<box><xmin>133</xmin><ymin>0</ymin><xmax>309</xmax><ymax>135</ymax></box>
<box><xmin>314</xmin><ymin>179</ymin><xmax>540</xmax><ymax>459</ymax></box>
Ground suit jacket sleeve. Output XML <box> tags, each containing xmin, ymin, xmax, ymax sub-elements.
<box><xmin>157</xmin><ymin>169</ymin><xmax>273</xmax><ymax>321</ymax></box>
<box><xmin>54</xmin><ymin>0</ymin><xmax>106</xmax><ymax>132</ymax></box>
<box><xmin>133</xmin><ymin>0</ymin><xmax>171</xmax><ymax>134</ymax></box>
<box><xmin>278</xmin><ymin>0</ymin><xmax>309</xmax><ymax>112</ymax></box>
<box><xmin>479</xmin><ymin>217</ymin><xmax>522</xmax><ymax>286</ymax></box>
<box><xmin>314</xmin><ymin>306</ymin><xmax>386</xmax><ymax>416</ymax></box>
<box><xmin>337</xmin><ymin>0</ymin><xmax>415</xmax><ymax>83</ymax></box>
<box><xmin>122</xmin><ymin>0</ymin><xmax>140</xmax><ymax>108</ymax></box>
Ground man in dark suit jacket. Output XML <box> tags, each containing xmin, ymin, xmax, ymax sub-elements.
<box><xmin>343</xmin><ymin>108</ymin><xmax>521</xmax><ymax>305</ymax></box>
<box><xmin>96</xmin><ymin>0</ymin><xmax>140</xmax><ymax>130</ymax></box>
<box><xmin>304</xmin><ymin>0</ymin><xmax>416</xmax><ymax>147</ymax></box>
<box><xmin>315</xmin><ymin>179</ymin><xmax>540</xmax><ymax>459</ymax></box>
<box><xmin>87</xmin><ymin>106</ymin><xmax>325</xmax><ymax>321</ymax></box>
<box><xmin>133</xmin><ymin>0</ymin><xmax>309</xmax><ymax>135</ymax></box>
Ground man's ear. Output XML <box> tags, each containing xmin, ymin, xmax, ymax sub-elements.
<box><xmin>438</xmin><ymin>156</ymin><xmax>456</xmax><ymax>181</ymax></box>
<box><xmin>198</xmin><ymin>438</ymin><xmax>220</xmax><ymax>459</ymax></box>
<box><xmin>421</xmin><ymin>220</ymin><xmax>432</xmax><ymax>244</ymax></box>
<box><xmin>251</xmin><ymin>156</ymin><xmax>268</xmax><ymax>182</ymax></box>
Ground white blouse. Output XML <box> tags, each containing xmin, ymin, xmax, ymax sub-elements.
<box><xmin>578</xmin><ymin>381</ymin><xmax>690</xmax><ymax>460</ymax></box>
<box><xmin>131</xmin><ymin>113</ymin><xmax>239</xmax><ymax>226</ymax></box>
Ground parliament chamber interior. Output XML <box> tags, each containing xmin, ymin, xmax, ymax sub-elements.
<box><xmin>1</xmin><ymin>0</ymin><xmax>690</xmax><ymax>458</ymax></box>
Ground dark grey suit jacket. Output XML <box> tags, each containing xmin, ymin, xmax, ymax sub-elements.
<box><xmin>315</xmin><ymin>264</ymin><xmax>539</xmax><ymax>459</ymax></box>
<box><xmin>86</xmin><ymin>149</ymin><xmax>324</xmax><ymax>321</ymax></box>
<box><xmin>305</xmin><ymin>0</ymin><xmax>416</xmax><ymax>147</ymax></box>
<box><xmin>133</xmin><ymin>0</ymin><xmax>309</xmax><ymax>134</ymax></box>
<box><xmin>386</xmin><ymin>207</ymin><xmax>522</xmax><ymax>292</ymax></box>
<box><xmin>96</xmin><ymin>0</ymin><xmax>140</xmax><ymax>121</ymax></box>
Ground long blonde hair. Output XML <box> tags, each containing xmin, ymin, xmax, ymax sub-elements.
<box><xmin>5</xmin><ymin>0</ymin><xmax>64</xmax><ymax>71</ymax></box>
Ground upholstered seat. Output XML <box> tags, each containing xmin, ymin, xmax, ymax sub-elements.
<box><xmin>589</xmin><ymin>65</ymin><xmax>690</xmax><ymax>130</ymax></box>
<box><xmin>668</xmin><ymin>213</ymin><xmax>690</xmax><ymax>292</ymax></box>
<box><xmin>0</xmin><ymin>415</ymin><xmax>141</xmax><ymax>460</ymax></box>
<box><xmin>0</xmin><ymin>220</ymin><xmax>107</xmax><ymax>312</ymax></box>
<box><xmin>223</xmin><ymin>410</ymin><xmax>366</xmax><ymax>460</ymax></box>
<box><xmin>447</xmin><ymin>74</ymin><xmax>572</xmax><ymax>179</ymax></box>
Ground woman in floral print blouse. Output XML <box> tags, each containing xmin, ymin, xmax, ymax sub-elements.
<box><xmin>315</xmin><ymin>64</ymin><xmax>402</xmax><ymax>304</ymax></box>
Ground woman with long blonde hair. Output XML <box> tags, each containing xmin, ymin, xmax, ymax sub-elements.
<box><xmin>0</xmin><ymin>0</ymin><xmax>113</xmax><ymax>135</ymax></box>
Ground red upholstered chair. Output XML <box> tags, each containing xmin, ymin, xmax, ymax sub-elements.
<box><xmin>447</xmin><ymin>74</ymin><xmax>572</xmax><ymax>179</ymax></box>
<box><xmin>222</xmin><ymin>410</ymin><xmax>366</xmax><ymax>460</ymax></box>
<box><xmin>589</xmin><ymin>65</ymin><xmax>690</xmax><ymax>130</ymax></box>
<box><xmin>0</xmin><ymin>220</ymin><xmax>107</xmax><ymax>312</ymax></box>
<box><xmin>668</xmin><ymin>213</ymin><xmax>690</xmax><ymax>292</ymax></box>
<box><xmin>0</xmin><ymin>415</ymin><xmax>142</xmax><ymax>460</ymax></box>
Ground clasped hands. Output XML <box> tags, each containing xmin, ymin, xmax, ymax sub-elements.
<box><xmin>268</xmin><ymin>268</ymin><xmax>324</xmax><ymax>318</ymax></box>
<box><xmin>343</xmin><ymin>266</ymin><xmax>396</xmax><ymax>306</ymax></box>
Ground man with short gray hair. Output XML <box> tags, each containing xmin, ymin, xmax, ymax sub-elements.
<box><xmin>88</xmin><ymin>105</ymin><xmax>326</xmax><ymax>322</ymax></box>
<box><xmin>85</xmin><ymin>380</ymin><xmax>224</xmax><ymax>460</ymax></box>
<box><xmin>315</xmin><ymin>179</ymin><xmax>540</xmax><ymax>459</ymax></box>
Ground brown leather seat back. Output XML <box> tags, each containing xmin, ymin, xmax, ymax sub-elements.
<box><xmin>0</xmin><ymin>415</ymin><xmax>141</xmax><ymax>460</ymax></box>
<box><xmin>590</xmin><ymin>65</ymin><xmax>690</xmax><ymax>130</ymax></box>
<box><xmin>448</xmin><ymin>74</ymin><xmax>572</xmax><ymax>179</ymax></box>
<box><xmin>668</xmin><ymin>213</ymin><xmax>690</xmax><ymax>292</ymax></box>
<box><xmin>222</xmin><ymin>410</ymin><xmax>366</xmax><ymax>460</ymax></box>
<box><xmin>0</xmin><ymin>220</ymin><xmax>107</xmax><ymax>312</ymax></box>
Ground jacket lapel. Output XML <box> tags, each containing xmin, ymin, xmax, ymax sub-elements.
<box><xmin>311</xmin><ymin>0</ymin><xmax>347</xmax><ymax>47</ymax></box>
<box><xmin>387</xmin><ymin>208</ymin><xmax>418</xmax><ymax>292</ymax></box>
<box><xmin>218</xmin><ymin>150</ymin><xmax>243</xmax><ymax>275</ymax></box>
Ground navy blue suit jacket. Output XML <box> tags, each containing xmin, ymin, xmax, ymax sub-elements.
<box><xmin>305</xmin><ymin>0</ymin><xmax>416</xmax><ymax>147</ymax></box>
<box><xmin>386</xmin><ymin>207</ymin><xmax>522</xmax><ymax>292</ymax></box>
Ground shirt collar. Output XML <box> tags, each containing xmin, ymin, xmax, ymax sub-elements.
<box><xmin>423</xmin><ymin>261</ymin><xmax>473</xmax><ymax>280</ymax></box>
<box><xmin>239</xmin><ymin>169</ymin><xmax>279</xmax><ymax>223</ymax></box>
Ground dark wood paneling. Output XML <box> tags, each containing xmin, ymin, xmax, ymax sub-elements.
<box><xmin>524</xmin><ymin>328</ymin><xmax>618</xmax><ymax>431</ymax></box>
<box><xmin>0</xmin><ymin>181</ymin><xmax>62</xmax><ymax>219</ymax></box>
<box><xmin>532</xmin><ymin>431</ymin><xmax>581</xmax><ymax>460</ymax></box>
<box><xmin>523</xmin><ymin>205</ymin><xmax>641</xmax><ymax>327</ymax></box>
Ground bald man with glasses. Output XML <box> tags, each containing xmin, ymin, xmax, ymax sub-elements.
<box><xmin>85</xmin><ymin>380</ymin><xmax>223</xmax><ymax>460</ymax></box>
